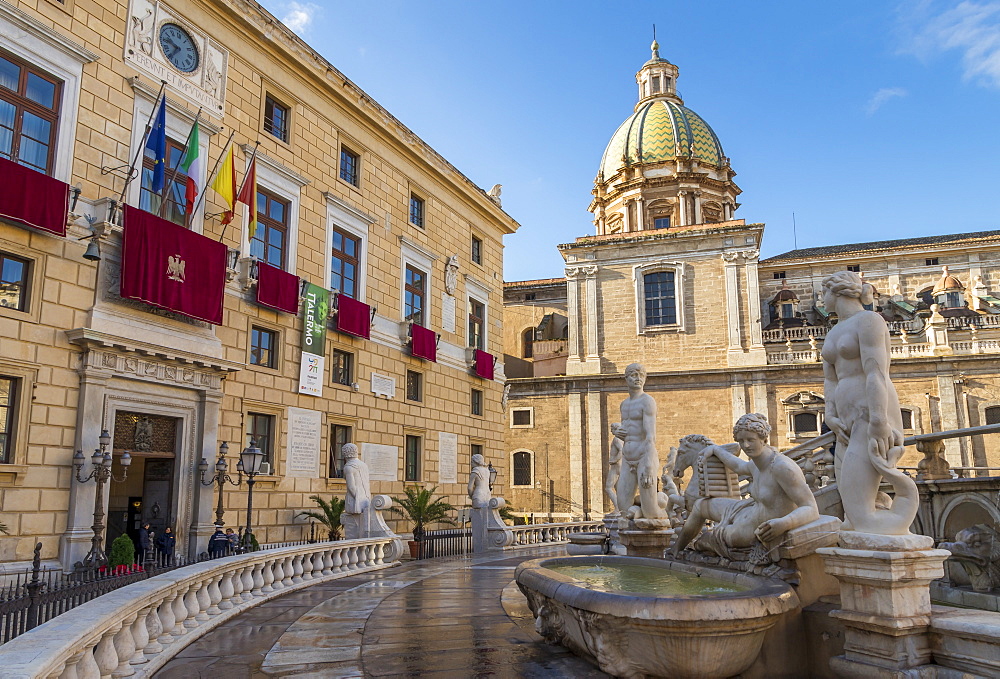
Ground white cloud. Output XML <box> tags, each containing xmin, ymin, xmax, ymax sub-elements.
<box><xmin>866</xmin><ymin>87</ymin><xmax>909</xmax><ymax>114</ymax></box>
<box><xmin>281</xmin><ymin>2</ymin><xmax>318</xmax><ymax>34</ymax></box>
<box><xmin>899</xmin><ymin>1</ymin><xmax>1000</xmax><ymax>88</ymax></box>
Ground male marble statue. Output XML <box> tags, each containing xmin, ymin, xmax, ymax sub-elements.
<box><xmin>673</xmin><ymin>413</ymin><xmax>819</xmax><ymax>560</ymax></box>
<box><xmin>605</xmin><ymin>423</ymin><xmax>623</xmax><ymax>512</ymax></box>
<box><xmin>615</xmin><ymin>363</ymin><xmax>669</xmax><ymax>526</ymax></box>
<box><xmin>468</xmin><ymin>453</ymin><xmax>491</xmax><ymax>508</ymax></box>
<box><xmin>341</xmin><ymin>443</ymin><xmax>371</xmax><ymax>539</ymax></box>
<box><xmin>821</xmin><ymin>271</ymin><xmax>919</xmax><ymax>536</ymax></box>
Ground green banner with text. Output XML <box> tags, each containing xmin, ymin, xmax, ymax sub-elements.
<box><xmin>298</xmin><ymin>282</ymin><xmax>329</xmax><ymax>396</ymax></box>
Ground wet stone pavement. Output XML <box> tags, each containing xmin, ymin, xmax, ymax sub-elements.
<box><xmin>153</xmin><ymin>545</ymin><xmax>608</xmax><ymax>678</ymax></box>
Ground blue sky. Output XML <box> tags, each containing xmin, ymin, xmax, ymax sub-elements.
<box><xmin>257</xmin><ymin>1</ymin><xmax>1000</xmax><ymax>282</ymax></box>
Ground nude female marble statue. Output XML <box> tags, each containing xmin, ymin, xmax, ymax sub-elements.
<box><xmin>821</xmin><ymin>271</ymin><xmax>919</xmax><ymax>536</ymax></box>
<box><xmin>605</xmin><ymin>423</ymin><xmax>623</xmax><ymax>512</ymax></box>
<box><xmin>615</xmin><ymin>363</ymin><xmax>668</xmax><ymax>526</ymax></box>
<box><xmin>672</xmin><ymin>413</ymin><xmax>819</xmax><ymax>560</ymax></box>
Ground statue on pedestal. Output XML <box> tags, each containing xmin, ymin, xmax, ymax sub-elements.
<box><xmin>673</xmin><ymin>413</ymin><xmax>819</xmax><ymax>564</ymax></box>
<box><xmin>341</xmin><ymin>443</ymin><xmax>371</xmax><ymax>539</ymax></box>
<box><xmin>821</xmin><ymin>271</ymin><xmax>919</xmax><ymax>538</ymax></box>
<box><xmin>468</xmin><ymin>453</ymin><xmax>491</xmax><ymax>508</ymax></box>
<box><xmin>615</xmin><ymin>363</ymin><xmax>669</xmax><ymax>528</ymax></box>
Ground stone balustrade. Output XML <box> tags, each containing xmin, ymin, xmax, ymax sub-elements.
<box><xmin>506</xmin><ymin>521</ymin><xmax>606</xmax><ymax>547</ymax></box>
<box><xmin>0</xmin><ymin>537</ymin><xmax>399</xmax><ymax>679</ymax></box>
<box><xmin>762</xmin><ymin>325</ymin><xmax>827</xmax><ymax>343</ymax></box>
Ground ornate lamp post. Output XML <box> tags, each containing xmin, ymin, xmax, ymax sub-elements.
<box><xmin>488</xmin><ymin>462</ymin><xmax>498</xmax><ymax>492</ymax></box>
<box><xmin>73</xmin><ymin>429</ymin><xmax>131</xmax><ymax>571</ymax></box>
<box><xmin>199</xmin><ymin>441</ymin><xmax>243</xmax><ymax>527</ymax></box>
<box><xmin>239</xmin><ymin>438</ymin><xmax>265</xmax><ymax>551</ymax></box>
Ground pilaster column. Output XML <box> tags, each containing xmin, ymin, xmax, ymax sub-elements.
<box><xmin>731</xmin><ymin>377</ymin><xmax>748</xmax><ymax>422</ymax></box>
<box><xmin>677</xmin><ymin>191</ymin><xmax>688</xmax><ymax>226</ymax></box>
<box><xmin>567</xmin><ymin>392</ymin><xmax>586</xmax><ymax>514</ymax></box>
<box><xmin>583</xmin><ymin>265</ymin><xmax>599</xmax><ymax>366</ymax></box>
<box><xmin>564</xmin><ymin>266</ymin><xmax>583</xmax><ymax>364</ymax></box>
<box><xmin>190</xmin><ymin>389</ymin><xmax>223</xmax><ymax>558</ymax></box>
<box><xmin>693</xmin><ymin>190</ymin><xmax>702</xmax><ymax>225</ymax></box>
<box><xmin>622</xmin><ymin>202</ymin><xmax>631</xmax><ymax>232</ymax></box>
<box><xmin>586</xmin><ymin>390</ymin><xmax>604</xmax><ymax>518</ymax></box>
<box><xmin>936</xmin><ymin>373</ymin><xmax>964</xmax><ymax>466</ymax></box>
<box><xmin>722</xmin><ymin>252</ymin><xmax>743</xmax><ymax>354</ymax></box>
<box><xmin>635</xmin><ymin>196</ymin><xmax>644</xmax><ymax>230</ymax></box>
<box><xmin>742</xmin><ymin>250</ymin><xmax>766</xmax><ymax>354</ymax></box>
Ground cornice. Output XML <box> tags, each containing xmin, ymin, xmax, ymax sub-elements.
<box><xmin>0</xmin><ymin>0</ymin><xmax>100</xmax><ymax>63</ymax></box>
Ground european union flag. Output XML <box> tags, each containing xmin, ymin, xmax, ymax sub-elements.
<box><xmin>145</xmin><ymin>95</ymin><xmax>167</xmax><ymax>194</ymax></box>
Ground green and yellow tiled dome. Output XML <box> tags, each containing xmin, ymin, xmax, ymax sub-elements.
<box><xmin>599</xmin><ymin>100</ymin><xmax>725</xmax><ymax>178</ymax></box>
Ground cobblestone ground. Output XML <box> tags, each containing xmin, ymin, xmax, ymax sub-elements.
<box><xmin>154</xmin><ymin>546</ymin><xmax>608</xmax><ymax>678</ymax></box>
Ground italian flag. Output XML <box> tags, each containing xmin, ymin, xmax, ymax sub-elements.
<box><xmin>180</xmin><ymin>121</ymin><xmax>201</xmax><ymax>214</ymax></box>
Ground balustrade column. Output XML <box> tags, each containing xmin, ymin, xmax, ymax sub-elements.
<box><xmin>322</xmin><ymin>548</ymin><xmax>335</xmax><ymax>575</ymax></box>
<box><xmin>218</xmin><ymin>570</ymin><xmax>236</xmax><ymax>610</ymax></box>
<box><xmin>142</xmin><ymin>601</ymin><xmax>163</xmax><ymax>657</ymax></box>
<box><xmin>180</xmin><ymin>583</ymin><xmax>200</xmax><ymax>630</ymax></box>
<box><xmin>261</xmin><ymin>559</ymin><xmax>275</xmax><ymax>593</ymax></box>
<box><xmin>300</xmin><ymin>552</ymin><xmax>314</xmax><ymax>580</ymax></box>
<box><xmin>251</xmin><ymin>562</ymin><xmax>265</xmax><ymax>596</ymax></box>
<box><xmin>194</xmin><ymin>579</ymin><xmax>211</xmax><ymax>622</ymax></box>
<box><xmin>206</xmin><ymin>574</ymin><xmax>223</xmax><ymax>615</ymax></box>
<box><xmin>155</xmin><ymin>593</ymin><xmax>177</xmax><ymax>646</ymax></box>
<box><xmin>94</xmin><ymin>627</ymin><xmax>120</xmax><ymax>677</ymax></box>
<box><xmin>111</xmin><ymin>613</ymin><xmax>137</xmax><ymax>677</ymax></box>
<box><xmin>282</xmin><ymin>555</ymin><xmax>296</xmax><ymax>587</ymax></box>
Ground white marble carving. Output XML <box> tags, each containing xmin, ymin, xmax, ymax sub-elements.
<box><xmin>615</xmin><ymin>364</ymin><xmax>669</xmax><ymax>528</ymax></box>
<box><xmin>341</xmin><ymin>444</ymin><xmax>371</xmax><ymax>540</ymax></box>
<box><xmin>468</xmin><ymin>453</ymin><xmax>491</xmax><ymax>509</ymax></box>
<box><xmin>605</xmin><ymin>422</ymin><xmax>623</xmax><ymax>512</ymax></box>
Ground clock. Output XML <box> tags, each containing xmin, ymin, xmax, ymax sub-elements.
<box><xmin>158</xmin><ymin>23</ymin><xmax>199</xmax><ymax>74</ymax></box>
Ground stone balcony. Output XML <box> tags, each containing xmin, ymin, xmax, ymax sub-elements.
<box><xmin>768</xmin><ymin>335</ymin><xmax>1000</xmax><ymax>365</ymax></box>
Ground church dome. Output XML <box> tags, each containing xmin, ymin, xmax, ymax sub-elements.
<box><xmin>599</xmin><ymin>100</ymin><xmax>726</xmax><ymax>179</ymax></box>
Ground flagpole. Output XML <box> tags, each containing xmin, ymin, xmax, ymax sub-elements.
<box><xmin>194</xmin><ymin>129</ymin><xmax>236</xmax><ymax>230</ymax></box>
<box><xmin>220</xmin><ymin>140</ymin><xmax>260</xmax><ymax>243</ymax></box>
<box><xmin>159</xmin><ymin>107</ymin><xmax>202</xmax><ymax>220</ymax></box>
<box><xmin>115</xmin><ymin>79</ymin><xmax>167</xmax><ymax>222</ymax></box>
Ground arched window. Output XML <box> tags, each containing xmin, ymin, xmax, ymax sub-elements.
<box><xmin>522</xmin><ymin>328</ymin><xmax>534</xmax><ymax>358</ymax></box>
<box><xmin>986</xmin><ymin>406</ymin><xmax>1000</xmax><ymax>425</ymax></box>
<box><xmin>793</xmin><ymin>412</ymin><xmax>819</xmax><ymax>435</ymax></box>
<box><xmin>513</xmin><ymin>451</ymin><xmax>532</xmax><ymax>487</ymax></box>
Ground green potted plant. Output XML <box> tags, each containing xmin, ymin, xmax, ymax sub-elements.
<box><xmin>108</xmin><ymin>533</ymin><xmax>135</xmax><ymax>574</ymax></box>
<box><xmin>389</xmin><ymin>485</ymin><xmax>456</xmax><ymax>558</ymax></box>
<box><xmin>296</xmin><ymin>494</ymin><xmax>345</xmax><ymax>541</ymax></box>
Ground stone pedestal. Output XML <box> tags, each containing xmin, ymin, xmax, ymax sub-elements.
<box><xmin>472</xmin><ymin>497</ymin><xmax>513</xmax><ymax>553</ymax></box>
<box><xmin>818</xmin><ymin>532</ymin><xmax>950</xmax><ymax>678</ymax></box>
<box><xmin>603</xmin><ymin>512</ymin><xmax>623</xmax><ymax>554</ymax></box>
<box><xmin>619</xmin><ymin>528</ymin><xmax>673</xmax><ymax>559</ymax></box>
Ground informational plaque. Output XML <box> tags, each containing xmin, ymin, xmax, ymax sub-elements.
<box><xmin>438</xmin><ymin>432</ymin><xmax>458</xmax><ymax>484</ymax></box>
<box><xmin>371</xmin><ymin>372</ymin><xmax>396</xmax><ymax>398</ymax></box>
<box><xmin>363</xmin><ymin>443</ymin><xmax>399</xmax><ymax>482</ymax></box>
<box><xmin>286</xmin><ymin>407</ymin><xmax>321</xmax><ymax>477</ymax></box>
<box><xmin>441</xmin><ymin>293</ymin><xmax>456</xmax><ymax>334</ymax></box>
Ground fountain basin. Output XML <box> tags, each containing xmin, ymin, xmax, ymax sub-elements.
<box><xmin>515</xmin><ymin>555</ymin><xmax>799</xmax><ymax>679</ymax></box>
<box><xmin>565</xmin><ymin>531</ymin><xmax>608</xmax><ymax>556</ymax></box>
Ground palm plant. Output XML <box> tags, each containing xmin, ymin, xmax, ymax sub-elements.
<box><xmin>296</xmin><ymin>495</ymin><xmax>345</xmax><ymax>541</ymax></box>
<box><xmin>389</xmin><ymin>485</ymin><xmax>456</xmax><ymax>540</ymax></box>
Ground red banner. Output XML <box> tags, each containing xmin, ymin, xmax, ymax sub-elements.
<box><xmin>256</xmin><ymin>261</ymin><xmax>299</xmax><ymax>314</ymax></box>
<box><xmin>120</xmin><ymin>205</ymin><xmax>227</xmax><ymax>324</ymax></box>
<box><xmin>474</xmin><ymin>349</ymin><xmax>494</xmax><ymax>380</ymax></box>
<box><xmin>410</xmin><ymin>323</ymin><xmax>437</xmax><ymax>362</ymax></box>
<box><xmin>335</xmin><ymin>293</ymin><xmax>371</xmax><ymax>339</ymax></box>
<box><xmin>0</xmin><ymin>156</ymin><xmax>68</xmax><ymax>236</ymax></box>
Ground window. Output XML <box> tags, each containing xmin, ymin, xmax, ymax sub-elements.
<box><xmin>404</xmin><ymin>265</ymin><xmax>426</xmax><ymax>325</ymax></box>
<box><xmin>471</xmin><ymin>443</ymin><xmax>483</xmax><ymax>459</ymax></box>
<box><xmin>0</xmin><ymin>50</ymin><xmax>62</xmax><ymax>174</ymax></box>
<box><xmin>847</xmin><ymin>265</ymin><xmax>861</xmax><ymax>273</ymax></box>
<box><xmin>331</xmin><ymin>349</ymin><xmax>353</xmax><ymax>386</ymax></box>
<box><xmin>643</xmin><ymin>271</ymin><xmax>676</xmax><ymax>326</ymax></box>
<box><xmin>511</xmin><ymin>408</ymin><xmax>533</xmax><ymax>428</ymax></box>
<box><xmin>405</xmin><ymin>434</ymin><xmax>421</xmax><ymax>481</ymax></box>
<box><xmin>651</xmin><ymin>76</ymin><xmax>661</xmax><ymax>94</ymax></box>
<box><xmin>781</xmin><ymin>303</ymin><xmax>795</xmax><ymax>319</ymax></box>
<box><xmin>513</xmin><ymin>451</ymin><xmax>532</xmax><ymax>487</ymax></box>
<box><xmin>522</xmin><ymin>328</ymin><xmax>534</xmax><ymax>358</ymax></box>
<box><xmin>339</xmin><ymin>146</ymin><xmax>359</xmax><ymax>186</ymax></box>
<box><xmin>926</xmin><ymin>258</ymin><xmax>939</xmax><ymax>267</ymax></box>
<box><xmin>249</xmin><ymin>326</ymin><xmax>277</xmax><ymax>368</ymax></box>
<box><xmin>653</xmin><ymin>217</ymin><xmax>670</xmax><ymax>229</ymax></box>
<box><xmin>329</xmin><ymin>423</ymin><xmax>352</xmax><ymax>478</ymax></box>
<box><xmin>773</xmin><ymin>271</ymin><xmax>786</xmax><ymax>280</ymax></box>
<box><xmin>405</xmin><ymin>370</ymin><xmax>422</xmax><ymax>402</ymax></box>
<box><xmin>792</xmin><ymin>412</ymin><xmax>819</xmax><ymax>435</ymax></box>
<box><xmin>263</xmin><ymin>95</ymin><xmax>289</xmax><ymax>142</ymax></box>
<box><xmin>945</xmin><ymin>291</ymin><xmax>964</xmax><ymax>308</ymax></box>
<box><xmin>986</xmin><ymin>406</ymin><xmax>1000</xmax><ymax>426</ymax></box>
<box><xmin>468</xmin><ymin>298</ymin><xmax>485</xmax><ymax>349</ymax></box>
<box><xmin>524</xmin><ymin>293</ymin><xmax>536</xmax><ymax>301</ymax></box>
<box><xmin>471</xmin><ymin>236</ymin><xmax>482</xmax><ymax>265</ymax></box>
<box><xmin>0</xmin><ymin>253</ymin><xmax>29</xmax><ymax>311</ymax></box>
<box><xmin>246</xmin><ymin>412</ymin><xmax>274</xmax><ymax>467</ymax></box>
<box><xmin>140</xmin><ymin>137</ymin><xmax>189</xmax><ymax>225</ymax></box>
<box><xmin>900</xmin><ymin>409</ymin><xmax>913</xmax><ymax>431</ymax></box>
<box><xmin>0</xmin><ymin>376</ymin><xmax>17</xmax><ymax>463</ymax></box>
<box><xmin>331</xmin><ymin>226</ymin><xmax>361</xmax><ymax>298</ymax></box>
<box><xmin>252</xmin><ymin>189</ymin><xmax>289</xmax><ymax>269</ymax></box>
<box><xmin>471</xmin><ymin>388</ymin><xmax>483</xmax><ymax>416</ymax></box>
<box><xmin>409</xmin><ymin>194</ymin><xmax>424</xmax><ymax>228</ymax></box>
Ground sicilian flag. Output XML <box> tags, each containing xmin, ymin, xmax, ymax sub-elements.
<box><xmin>145</xmin><ymin>95</ymin><xmax>167</xmax><ymax>195</ymax></box>
<box><xmin>210</xmin><ymin>143</ymin><xmax>236</xmax><ymax>225</ymax></box>
<box><xmin>179</xmin><ymin>121</ymin><xmax>201</xmax><ymax>213</ymax></box>
<box><xmin>237</xmin><ymin>153</ymin><xmax>257</xmax><ymax>234</ymax></box>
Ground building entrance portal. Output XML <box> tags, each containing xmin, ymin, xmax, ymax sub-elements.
<box><xmin>107</xmin><ymin>411</ymin><xmax>178</xmax><ymax>553</ymax></box>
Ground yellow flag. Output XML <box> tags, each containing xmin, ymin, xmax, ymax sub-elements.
<box><xmin>210</xmin><ymin>144</ymin><xmax>236</xmax><ymax>225</ymax></box>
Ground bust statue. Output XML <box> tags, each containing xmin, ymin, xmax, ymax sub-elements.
<box><xmin>341</xmin><ymin>443</ymin><xmax>371</xmax><ymax>539</ymax></box>
<box><xmin>468</xmin><ymin>453</ymin><xmax>491</xmax><ymax>508</ymax></box>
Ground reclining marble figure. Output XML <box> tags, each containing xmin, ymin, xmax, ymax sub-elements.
<box><xmin>673</xmin><ymin>413</ymin><xmax>820</xmax><ymax>563</ymax></box>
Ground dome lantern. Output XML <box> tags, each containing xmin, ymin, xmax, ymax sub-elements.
<box><xmin>635</xmin><ymin>38</ymin><xmax>681</xmax><ymax>109</ymax></box>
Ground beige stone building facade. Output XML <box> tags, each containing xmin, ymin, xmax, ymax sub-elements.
<box><xmin>0</xmin><ymin>0</ymin><xmax>517</xmax><ymax>569</ymax></box>
<box><xmin>503</xmin><ymin>44</ymin><xmax>1000</xmax><ymax>518</ymax></box>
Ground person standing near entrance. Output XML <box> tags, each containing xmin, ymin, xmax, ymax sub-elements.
<box><xmin>157</xmin><ymin>526</ymin><xmax>176</xmax><ymax>564</ymax></box>
<box><xmin>138</xmin><ymin>523</ymin><xmax>152</xmax><ymax>562</ymax></box>
<box><xmin>208</xmin><ymin>526</ymin><xmax>229</xmax><ymax>558</ymax></box>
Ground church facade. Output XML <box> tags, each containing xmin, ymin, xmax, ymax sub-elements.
<box><xmin>503</xmin><ymin>43</ymin><xmax>1000</xmax><ymax>519</ymax></box>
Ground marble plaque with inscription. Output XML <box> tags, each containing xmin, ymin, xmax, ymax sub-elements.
<box><xmin>371</xmin><ymin>372</ymin><xmax>396</xmax><ymax>398</ymax></box>
<box><xmin>286</xmin><ymin>407</ymin><xmax>321</xmax><ymax>477</ymax></box>
<box><xmin>441</xmin><ymin>294</ymin><xmax>456</xmax><ymax>334</ymax></box>
<box><xmin>438</xmin><ymin>432</ymin><xmax>458</xmax><ymax>484</ymax></box>
<box><xmin>363</xmin><ymin>443</ymin><xmax>399</xmax><ymax>482</ymax></box>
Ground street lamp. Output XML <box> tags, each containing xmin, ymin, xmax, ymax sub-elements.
<box><xmin>239</xmin><ymin>438</ymin><xmax>265</xmax><ymax>551</ymax></box>
<box><xmin>199</xmin><ymin>441</ymin><xmax>243</xmax><ymax>527</ymax></box>
<box><xmin>73</xmin><ymin>429</ymin><xmax>131</xmax><ymax>571</ymax></box>
<box><xmin>488</xmin><ymin>461</ymin><xmax>498</xmax><ymax>492</ymax></box>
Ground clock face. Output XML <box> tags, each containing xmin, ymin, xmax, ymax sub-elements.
<box><xmin>158</xmin><ymin>23</ymin><xmax>199</xmax><ymax>73</ymax></box>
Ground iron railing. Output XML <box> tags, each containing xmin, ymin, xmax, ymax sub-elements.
<box><xmin>416</xmin><ymin>528</ymin><xmax>472</xmax><ymax>560</ymax></box>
